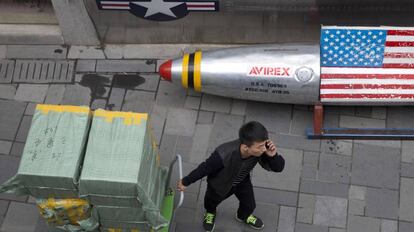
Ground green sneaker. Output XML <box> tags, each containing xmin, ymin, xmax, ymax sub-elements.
<box><xmin>203</xmin><ymin>212</ymin><xmax>216</xmax><ymax>232</ymax></box>
<box><xmin>236</xmin><ymin>213</ymin><xmax>264</xmax><ymax>230</ymax></box>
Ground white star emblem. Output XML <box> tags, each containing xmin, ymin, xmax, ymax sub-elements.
<box><xmin>133</xmin><ymin>0</ymin><xmax>184</xmax><ymax>18</ymax></box>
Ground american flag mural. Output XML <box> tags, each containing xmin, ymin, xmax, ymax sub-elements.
<box><xmin>320</xmin><ymin>26</ymin><xmax>414</xmax><ymax>103</ymax></box>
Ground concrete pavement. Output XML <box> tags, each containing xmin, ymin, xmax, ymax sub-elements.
<box><xmin>1</xmin><ymin>44</ymin><xmax>414</xmax><ymax>232</ymax></box>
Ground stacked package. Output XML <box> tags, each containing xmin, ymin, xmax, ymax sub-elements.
<box><xmin>79</xmin><ymin>110</ymin><xmax>168</xmax><ymax>231</ymax></box>
<box><xmin>0</xmin><ymin>105</ymin><xmax>91</xmax><ymax>198</ymax></box>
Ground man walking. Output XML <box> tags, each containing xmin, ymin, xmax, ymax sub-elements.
<box><xmin>177</xmin><ymin>121</ymin><xmax>285</xmax><ymax>231</ymax></box>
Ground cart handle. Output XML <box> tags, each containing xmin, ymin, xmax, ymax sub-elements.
<box><xmin>166</xmin><ymin>154</ymin><xmax>184</xmax><ymax>209</ymax></box>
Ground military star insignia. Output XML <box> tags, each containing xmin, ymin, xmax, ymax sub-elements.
<box><xmin>132</xmin><ymin>0</ymin><xmax>184</xmax><ymax>18</ymax></box>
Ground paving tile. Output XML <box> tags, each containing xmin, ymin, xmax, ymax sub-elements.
<box><xmin>387</xmin><ymin>106</ymin><xmax>414</xmax><ymax>128</ymax></box>
<box><xmin>230</xmin><ymin>99</ymin><xmax>246</xmax><ymax>116</ymax></box>
<box><xmin>349</xmin><ymin>185</ymin><xmax>366</xmax><ymax>200</ymax></box>
<box><xmin>318</xmin><ymin>153</ymin><xmax>351</xmax><ymax>184</ymax></box>
<box><xmin>329</xmin><ymin>229</ymin><xmax>346</xmax><ymax>232</ymax></box>
<box><xmin>401</xmin><ymin>162</ymin><xmax>414</xmax><ymax>178</ymax></box>
<box><xmin>184</xmin><ymin>96</ymin><xmax>201</xmax><ymax>110</ymax></box>
<box><xmin>207</xmin><ymin>113</ymin><xmax>244</xmax><ymax>153</ymax></box>
<box><xmin>164</xmin><ymin>108</ymin><xmax>198</xmax><ymax>137</ymax></box>
<box><xmin>90</xmin><ymin>99</ymin><xmax>107</xmax><ymax>110</ymax></box>
<box><xmin>121</xmin><ymin>90</ymin><xmax>155</xmax><ymax>113</ymax></box>
<box><xmin>339</xmin><ymin>115</ymin><xmax>385</xmax><ymax>128</ymax></box>
<box><xmin>132</xmin><ymin>73</ymin><xmax>160</xmax><ymax>92</ymax></box>
<box><xmin>0</xmin><ymin>45</ymin><xmax>6</xmax><ymax>59</ymax></box>
<box><xmin>0</xmin><ymin>100</ymin><xmax>26</xmax><ymax>140</ymax></box>
<box><xmin>245</xmin><ymin>102</ymin><xmax>292</xmax><ymax>134</ymax></box>
<box><xmin>174</xmin><ymin>222</ymin><xmax>205</xmax><ymax>232</ymax></box>
<box><xmin>314</xmin><ymin>196</ymin><xmax>347</xmax><ymax>228</ymax></box>
<box><xmin>297</xmin><ymin>194</ymin><xmax>315</xmax><ymax>223</ymax></box>
<box><xmin>106</xmin><ymin>87</ymin><xmax>125</xmax><ymax>111</ymax></box>
<box><xmin>277</xmin><ymin>206</ymin><xmax>296</xmax><ymax>232</ymax></box>
<box><xmin>301</xmin><ymin>165</ymin><xmax>317</xmax><ymax>180</ymax></box>
<box><xmin>6</xmin><ymin>45</ymin><xmax>67</xmax><ymax>59</ymax></box>
<box><xmin>0</xmin><ymin>200</ymin><xmax>9</xmax><ymax>216</ymax></box>
<box><xmin>189</xmin><ymin>124</ymin><xmax>212</xmax><ymax>164</ymax></box>
<box><xmin>200</xmin><ymin>94</ymin><xmax>231</xmax><ymax>113</ymax></box>
<box><xmin>0</xmin><ymin>155</ymin><xmax>26</xmax><ymax>202</ymax></box>
<box><xmin>96</xmin><ymin>60</ymin><xmax>155</xmax><ymax>73</ymax></box>
<box><xmin>155</xmin><ymin>81</ymin><xmax>187</xmax><ymax>108</ymax></box>
<box><xmin>61</xmin><ymin>84</ymin><xmax>91</xmax><ymax>106</ymax></box>
<box><xmin>300</xmin><ymin>180</ymin><xmax>349</xmax><ymax>198</ymax></box>
<box><xmin>252</xmin><ymin>148</ymin><xmax>302</xmax><ymax>192</ymax></box>
<box><xmin>68</xmin><ymin>46</ymin><xmax>105</xmax><ymax>59</ymax></box>
<box><xmin>14</xmin><ymin>84</ymin><xmax>48</xmax><ymax>103</ymax></box>
<box><xmin>295</xmin><ymin>223</ymin><xmax>328</xmax><ymax>232</ymax></box>
<box><xmin>0</xmin><ymin>84</ymin><xmax>16</xmax><ymax>99</ymax></box>
<box><xmin>175</xmin><ymin>135</ymin><xmax>193</xmax><ymax>162</ymax></box>
<box><xmin>15</xmin><ymin>115</ymin><xmax>32</xmax><ymax>143</ymax></box>
<box><xmin>348</xmin><ymin>199</ymin><xmax>365</xmax><ymax>216</ymax></box>
<box><xmin>303</xmin><ymin>151</ymin><xmax>319</xmax><ymax>167</ymax></box>
<box><xmin>10</xmin><ymin>142</ymin><xmax>25</xmax><ymax>157</ymax></box>
<box><xmin>174</xmin><ymin>205</ymin><xmax>198</xmax><ymax>226</ymax></box>
<box><xmin>149</xmin><ymin>104</ymin><xmax>167</xmax><ymax>145</ymax></box>
<box><xmin>158</xmin><ymin>133</ymin><xmax>178</xmax><ymax>166</ymax></box>
<box><xmin>0</xmin><ymin>202</ymin><xmax>40</xmax><ymax>232</ymax></box>
<box><xmin>351</xmin><ymin>143</ymin><xmax>400</xmax><ymax>190</ymax></box>
<box><xmin>254</xmin><ymin>187</ymin><xmax>298</xmax><ymax>207</ymax></box>
<box><xmin>402</xmin><ymin>141</ymin><xmax>414</xmax><ymax>163</ymax></box>
<box><xmin>0</xmin><ymin>141</ymin><xmax>12</xmax><ymax>155</ymax></box>
<box><xmin>24</xmin><ymin>103</ymin><xmax>37</xmax><ymax>116</ymax></box>
<box><xmin>399</xmin><ymin>221</ymin><xmax>414</xmax><ymax>232</ymax></box>
<box><xmin>44</xmin><ymin>85</ymin><xmax>65</xmax><ymax>105</ymax></box>
<box><xmin>320</xmin><ymin>140</ymin><xmax>352</xmax><ymax>156</ymax></box>
<box><xmin>75</xmin><ymin>59</ymin><xmax>97</xmax><ymax>72</ymax></box>
<box><xmin>365</xmin><ymin>188</ymin><xmax>399</xmax><ymax>219</ymax></box>
<box><xmin>381</xmin><ymin>219</ymin><xmax>397</xmax><ymax>232</ymax></box>
<box><xmin>290</xmin><ymin>109</ymin><xmax>313</xmax><ymax>136</ymax></box>
<box><xmin>348</xmin><ymin>216</ymin><xmax>380</xmax><ymax>232</ymax></box>
<box><xmin>270</xmin><ymin>132</ymin><xmax>321</xmax><ymax>152</ymax></box>
<box><xmin>353</xmin><ymin>139</ymin><xmax>401</xmax><ymax>149</ymax></box>
<box><xmin>399</xmin><ymin>178</ymin><xmax>414</xmax><ymax>222</ymax></box>
<box><xmin>197</xmin><ymin>111</ymin><xmax>214</xmax><ymax>124</ymax></box>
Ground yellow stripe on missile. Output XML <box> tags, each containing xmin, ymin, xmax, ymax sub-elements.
<box><xmin>181</xmin><ymin>53</ymin><xmax>189</xmax><ymax>88</ymax></box>
<box><xmin>194</xmin><ymin>51</ymin><xmax>202</xmax><ymax>92</ymax></box>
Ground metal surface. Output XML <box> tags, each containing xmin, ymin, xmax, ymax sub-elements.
<box><xmin>307</xmin><ymin>128</ymin><xmax>414</xmax><ymax>139</ymax></box>
<box><xmin>170</xmin><ymin>44</ymin><xmax>321</xmax><ymax>105</ymax></box>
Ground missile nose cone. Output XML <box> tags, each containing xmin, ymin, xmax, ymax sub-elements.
<box><xmin>159</xmin><ymin>60</ymin><xmax>172</xmax><ymax>81</ymax></box>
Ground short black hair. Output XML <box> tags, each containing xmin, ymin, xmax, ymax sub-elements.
<box><xmin>239</xmin><ymin>121</ymin><xmax>268</xmax><ymax>146</ymax></box>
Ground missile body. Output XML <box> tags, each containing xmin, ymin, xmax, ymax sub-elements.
<box><xmin>159</xmin><ymin>44</ymin><xmax>414</xmax><ymax>105</ymax></box>
<box><xmin>160</xmin><ymin>44</ymin><xmax>320</xmax><ymax>105</ymax></box>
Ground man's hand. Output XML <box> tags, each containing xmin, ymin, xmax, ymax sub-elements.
<box><xmin>264</xmin><ymin>139</ymin><xmax>277</xmax><ymax>157</ymax></box>
<box><xmin>177</xmin><ymin>179</ymin><xmax>187</xmax><ymax>192</ymax></box>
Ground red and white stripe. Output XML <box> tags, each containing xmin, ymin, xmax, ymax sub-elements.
<box><xmin>321</xmin><ymin>27</ymin><xmax>414</xmax><ymax>103</ymax></box>
<box><xmin>383</xmin><ymin>30</ymin><xmax>414</xmax><ymax>68</ymax></box>
<box><xmin>186</xmin><ymin>2</ymin><xmax>217</xmax><ymax>11</ymax></box>
<box><xmin>99</xmin><ymin>1</ymin><xmax>130</xmax><ymax>10</ymax></box>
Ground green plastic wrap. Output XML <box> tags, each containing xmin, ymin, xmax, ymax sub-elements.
<box><xmin>79</xmin><ymin>110</ymin><xmax>168</xmax><ymax>229</ymax></box>
<box><xmin>0</xmin><ymin>105</ymin><xmax>92</xmax><ymax>198</ymax></box>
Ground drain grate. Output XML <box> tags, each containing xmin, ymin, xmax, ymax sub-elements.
<box><xmin>12</xmin><ymin>60</ymin><xmax>74</xmax><ymax>83</ymax></box>
<box><xmin>0</xmin><ymin>60</ymin><xmax>15</xmax><ymax>83</ymax></box>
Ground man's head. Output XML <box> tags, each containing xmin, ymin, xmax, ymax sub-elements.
<box><xmin>239</xmin><ymin>121</ymin><xmax>268</xmax><ymax>157</ymax></box>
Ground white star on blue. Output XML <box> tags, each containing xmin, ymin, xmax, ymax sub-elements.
<box><xmin>320</xmin><ymin>29</ymin><xmax>387</xmax><ymax>67</ymax></box>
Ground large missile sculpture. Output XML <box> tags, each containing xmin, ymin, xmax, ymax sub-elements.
<box><xmin>159</xmin><ymin>26</ymin><xmax>414</xmax><ymax>106</ymax></box>
<box><xmin>159</xmin><ymin>26</ymin><xmax>414</xmax><ymax>139</ymax></box>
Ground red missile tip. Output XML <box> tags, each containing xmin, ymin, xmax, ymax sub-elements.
<box><xmin>159</xmin><ymin>60</ymin><xmax>172</xmax><ymax>81</ymax></box>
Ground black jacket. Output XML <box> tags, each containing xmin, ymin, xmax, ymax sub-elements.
<box><xmin>182</xmin><ymin>139</ymin><xmax>285</xmax><ymax>197</ymax></box>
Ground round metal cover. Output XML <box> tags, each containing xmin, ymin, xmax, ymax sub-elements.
<box><xmin>295</xmin><ymin>67</ymin><xmax>314</xmax><ymax>82</ymax></box>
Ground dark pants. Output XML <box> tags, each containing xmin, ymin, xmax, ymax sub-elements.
<box><xmin>204</xmin><ymin>178</ymin><xmax>256</xmax><ymax>221</ymax></box>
